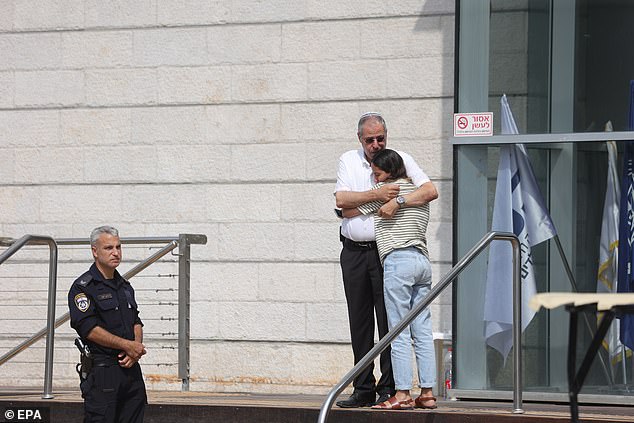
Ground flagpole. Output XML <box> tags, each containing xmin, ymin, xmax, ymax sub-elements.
<box><xmin>553</xmin><ymin>235</ymin><xmax>614</xmax><ymax>385</ymax></box>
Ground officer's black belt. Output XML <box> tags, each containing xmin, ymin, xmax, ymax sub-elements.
<box><xmin>342</xmin><ymin>237</ymin><xmax>377</xmax><ymax>251</ymax></box>
<box><xmin>92</xmin><ymin>355</ymin><xmax>119</xmax><ymax>367</ymax></box>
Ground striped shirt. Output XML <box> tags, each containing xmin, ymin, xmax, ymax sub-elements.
<box><xmin>357</xmin><ymin>179</ymin><xmax>430</xmax><ymax>264</ymax></box>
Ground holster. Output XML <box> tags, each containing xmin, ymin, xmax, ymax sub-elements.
<box><xmin>78</xmin><ymin>353</ymin><xmax>93</xmax><ymax>381</ymax></box>
<box><xmin>74</xmin><ymin>337</ymin><xmax>93</xmax><ymax>381</ymax></box>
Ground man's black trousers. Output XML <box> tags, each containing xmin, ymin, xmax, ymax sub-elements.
<box><xmin>340</xmin><ymin>244</ymin><xmax>395</xmax><ymax>396</ymax></box>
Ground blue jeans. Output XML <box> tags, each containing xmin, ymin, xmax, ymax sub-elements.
<box><xmin>383</xmin><ymin>247</ymin><xmax>436</xmax><ymax>390</ymax></box>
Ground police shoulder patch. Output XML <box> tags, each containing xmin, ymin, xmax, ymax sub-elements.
<box><xmin>74</xmin><ymin>293</ymin><xmax>90</xmax><ymax>312</ymax></box>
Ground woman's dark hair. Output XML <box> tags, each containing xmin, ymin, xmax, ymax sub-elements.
<box><xmin>371</xmin><ymin>149</ymin><xmax>407</xmax><ymax>180</ymax></box>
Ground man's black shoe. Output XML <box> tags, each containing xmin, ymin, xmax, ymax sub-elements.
<box><xmin>374</xmin><ymin>392</ymin><xmax>395</xmax><ymax>406</ymax></box>
<box><xmin>335</xmin><ymin>392</ymin><xmax>376</xmax><ymax>408</ymax></box>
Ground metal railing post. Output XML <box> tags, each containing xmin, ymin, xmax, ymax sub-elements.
<box><xmin>42</xmin><ymin>238</ymin><xmax>58</xmax><ymax>399</ymax></box>
<box><xmin>512</xmin><ymin>234</ymin><xmax>523</xmax><ymax>413</ymax></box>
<box><xmin>317</xmin><ymin>231</ymin><xmax>522</xmax><ymax>423</ymax></box>
<box><xmin>176</xmin><ymin>234</ymin><xmax>206</xmax><ymax>392</ymax></box>
<box><xmin>0</xmin><ymin>235</ymin><xmax>58</xmax><ymax>400</ymax></box>
<box><xmin>178</xmin><ymin>234</ymin><xmax>191</xmax><ymax>392</ymax></box>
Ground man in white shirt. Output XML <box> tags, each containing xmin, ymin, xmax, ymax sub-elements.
<box><xmin>334</xmin><ymin>112</ymin><xmax>438</xmax><ymax>408</ymax></box>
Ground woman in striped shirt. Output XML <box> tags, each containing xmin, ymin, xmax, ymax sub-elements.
<box><xmin>343</xmin><ymin>148</ymin><xmax>437</xmax><ymax>410</ymax></box>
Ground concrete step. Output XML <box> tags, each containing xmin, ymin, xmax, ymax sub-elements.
<box><xmin>0</xmin><ymin>389</ymin><xmax>632</xmax><ymax>422</ymax></box>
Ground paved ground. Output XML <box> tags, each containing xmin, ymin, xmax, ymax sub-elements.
<box><xmin>0</xmin><ymin>388</ymin><xmax>633</xmax><ymax>422</ymax></box>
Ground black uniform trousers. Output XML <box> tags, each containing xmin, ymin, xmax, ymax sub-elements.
<box><xmin>81</xmin><ymin>359</ymin><xmax>146</xmax><ymax>423</ymax></box>
<box><xmin>340</xmin><ymin>242</ymin><xmax>395</xmax><ymax>396</ymax></box>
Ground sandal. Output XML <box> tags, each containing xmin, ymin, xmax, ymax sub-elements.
<box><xmin>414</xmin><ymin>395</ymin><xmax>438</xmax><ymax>409</ymax></box>
<box><xmin>371</xmin><ymin>395</ymin><xmax>414</xmax><ymax>410</ymax></box>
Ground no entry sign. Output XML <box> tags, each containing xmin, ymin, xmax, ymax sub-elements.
<box><xmin>453</xmin><ymin>112</ymin><xmax>493</xmax><ymax>137</ymax></box>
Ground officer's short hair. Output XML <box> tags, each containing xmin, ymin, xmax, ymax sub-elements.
<box><xmin>90</xmin><ymin>226</ymin><xmax>119</xmax><ymax>247</ymax></box>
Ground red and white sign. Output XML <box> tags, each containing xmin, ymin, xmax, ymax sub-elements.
<box><xmin>453</xmin><ymin>112</ymin><xmax>493</xmax><ymax>137</ymax></box>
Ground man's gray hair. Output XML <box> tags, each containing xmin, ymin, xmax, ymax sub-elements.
<box><xmin>357</xmin><ymin>112</ymin><xmax>387</xmax><ymax>136</ymax></box>
<box><xmin>90</xmin><ymin>225</ymin><xmax>119</xmax><ymax>246</ymax></box>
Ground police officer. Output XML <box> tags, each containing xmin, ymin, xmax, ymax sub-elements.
<box><xmin>68</xmin><ymin>226</ymin><xmax>147</xmax><ymax>423</ymax></box>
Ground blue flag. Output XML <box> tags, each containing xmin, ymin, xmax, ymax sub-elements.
<box><xmin>617</xmin><ymin>81</ymin><xmax>634</xmax><ymax>351</ymax></box>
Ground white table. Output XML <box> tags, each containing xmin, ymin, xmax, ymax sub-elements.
<box><xmin>530</xmin><ymin>293</ymin><xmax>634</xmax><ymax>423</ymax></box>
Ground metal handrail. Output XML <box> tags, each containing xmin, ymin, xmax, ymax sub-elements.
<box><xmin>317</xmin><ymin>231</ymin><xmax>522</xmax><ymax>423</ymax></box>
<box><xmin>0</xmin><ymin>234</ymin><xmax>207</xmax><ymax>397</ymax></box>
<box><xmin>0</xmin><ymin>235</ymin><xmax>58</xmax><ymax>399</ymax></box>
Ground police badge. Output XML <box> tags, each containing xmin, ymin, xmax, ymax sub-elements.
<box><xmin>74</xmin><ymin>293</ymin><xmax>90</xmax><ymax>312</ymax></box>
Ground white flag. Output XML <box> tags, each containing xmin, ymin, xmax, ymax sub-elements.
<box><xmin>596</xmin><ymin>132</ymin><xmax>622</xmax><ymax>363</ymax></box>
<box><xmin>484</xmin><ymin>95</ymin><xmax>557</xmax><ymax>360</ymax></box>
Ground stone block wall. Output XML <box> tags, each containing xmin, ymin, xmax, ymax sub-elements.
<box><xmin>0</xmin><ymin>0</ymin><xmax>455</xmax><ymax>394</ymax></box>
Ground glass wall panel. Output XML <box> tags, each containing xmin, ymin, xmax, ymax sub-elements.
<box><xmin>488</xmin><ymin>0</ymin><xmax>550</xmax><ymax>134</ymax></box>
<box><xmin>574</xmin><ymin>0</ymin><xmax>634</xmax><ymax>132</ymax></box>
<box><xmin>455</xmin><ymin>0</ymin><xmax>634</xmax><ymax>400</ymax></box>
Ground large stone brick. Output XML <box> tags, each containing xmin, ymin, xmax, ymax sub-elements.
<box><xmin>0</xmin><ymin>33</ymin><xmax>62</xmax><ymax>71</ymax></box>
<box><xmin>0</xmin><ymin>110</ymin><xmax>60</xmax><ymax>147</ymax></box>
<box><xmin>281</xmin><ymin>21</ymin><xmax>360</xmax><ymax>63</ymax></box>
<box><xmin>427</xmin><ymin>221</ymin><xmax>452</xmax><ymax>263</ymax></box>
<box><xmin>386</xmin><ymin>0</ymin><xmax>455</xmax><ymax>16</ymax></box>
<box><xmin>0</xmin><ymin>72</ymin><xmax>13</xmax><ymax>107</ymax></box>
<box><xmin>230</xmin><ymin>144</ymin><xmax>306</xmax><ymax>181</ymax></box>
<box><xmin>15</xmin><ymin>70</ymin><xmax>84</xmax><ymax>107</ymax></box>
<box><xmin>380</xmin><ymin>98</ymin><xmax>454</xmax><ymax>142</ymax></box>
<box><xmin>85</xmin><ymin>0</ymin><xmax>157</xmax><ymax>29</ymax></box>
<box><xmin>157</xmin><ymin>0</ymin><xmax>230</xmax><ymax>26</ymax></box>
<box><xmin>305</xmin><ymin>303</ymin><xmax>350</xmax><ymax>342</ymax></box>
<box><xmin>208</xmin><ymin>24</ymin><xmax>282</xmax><ymax>65</ymax></box>
<box><xmin>61</xmin><ymin>108</ymin><xmax>131</xmax><ymax>146</ymax></box>
<box><xmin>387</xmin><ymin>57</ymin><xmax>453</xmax><ymax>98</ymax></box>
<box><xmin>0</xmin><ymin>2</ymin><xmax>14</xmax><ymax>31</ymax></box>
<box><xmin>206</xmin><ymin>103</ymin><xmax>282</xmax><ymax>144</ymax></box>
<box><xmin>308</xmin><ymin>60</ymin><xmax>387</xmax><ymax>101</ymax></box>
<box><xmin>62</xmin><ymin>31</ymin><xmax>134</xmax><ymax>69</ymax></box>
<box><xmin>258</xmin><ymin>262</ymin><xmax>336</xmax><ymax>303</ymax></box>
<box><xmin>305</xmin><ymin>0</ymin><xmax>388</xmax><ymax>20</ymax></box>
<box><xmin>121</xmin><ymin>185</ymin><xmax>208</xmax><ymax>223</ymax></box>
<box><xmin>13</xmin><ymin>0</ymin><xmax>84</xmax><ymax>31</ymax></box>
<box><xmin>232</xmin><ymin>63</ymin><xmax>308</xmax><ymax>102</ymax></box>
<box><xmin>0</xmin><ymin>186</ymin><xmax>40</xmax><ymax>224</ymax></box>
<box><xmin>309</xmin><ymin>141</ymin><xmax>359</xmax><ymax>182</ymax></box>
<box><xmin>0</xmin><ymin>148</ymin><xmax>14</xmax><ymax>182</ymax></box>
<box><xmin>280</xmin><ymin>183</ymin><xmax>337</xmax><ymax>222</ymax></box>
<box><xmin>158</xmin><ymin>66</ymin><xmax>232</xmax><ymax>104</ymax></box>
<box><xmin>83</xmin><ymin>145</ymin><xmax>158</xmax><ymax>183</ymax></box>
<box><xmin>14</xmin><ymin>147</ymin><xmax>83</xmax><ymax>184</ymax></box>
<box><xmin>217</xmin><ymin>223</ymin><xmax>295</xmax><ymax>261</ymax></box>
<box><xmin>132</xmin><ymin>106</ymin><xmax>207</xmax><ymax>144</ymax></box>
<box><xmin>38</xmin><ymin>185</ymin><xmax>123</xmax><ymax>224</ymax></box>
<box><xmin>86</xmin><ymin>68</ymin><xmax>157</xmax><ymax>106</ymax></box>
<box><xmin>134</xmin><ymin>28</ymin><xmax>208</xmax><ymax>67</ymax></box>
<box><xmin>431</xmin><ymin>180</ymin><xmax>453</xmax><ymax>223</ymax></box>
<box><xmin>192</xmin><ymin>262</ymin><xmax>259</xmax><ymax>302</ymax></box>
<box><xmin>140</xmin><ymin>222</ymin><xmax>219</xmax><ymax>261</ymax></box>
<box><xmin>204</xmin><ymin>184</ymin><xmax>281</xmax><ymax>222</ymax></box>
<box><xmin>230</xmin><ymin>0</ymin><xmax>307</xmax><ymax>23</ymax></box>
<box><xmin>293</xmin><ymin>222</ymin><xmax>342</xmax><ymax>261</ymax></box>
<box><xmin>155</xmin><ymin>145</ymin><xmax>232</xmax><ymax>182</ymax></box>
<box><xmin>216</xmin><ymin>301</ymin><xmax>306</xmax><ymax>341</ymax></box>
<box><xmin>360</xmin><ymin>16</ymin><xmax>454</xmax><ymax>59</ymax></box>
<box><xmin>279</xmin><ymin>102</ymin><xmax>359</xmax><ymax>142</ymax></box>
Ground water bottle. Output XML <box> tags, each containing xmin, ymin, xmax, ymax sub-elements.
<box><xmin>443</xmin><ymin>347</ymin><xmax>453</xmax><ymax>399</ymax></box>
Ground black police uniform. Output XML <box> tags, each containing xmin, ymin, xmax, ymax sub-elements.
<box><xmin>68</xmin><ymin>263</ymin><xmax>147</xmax><ymax>423</ymax></box>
